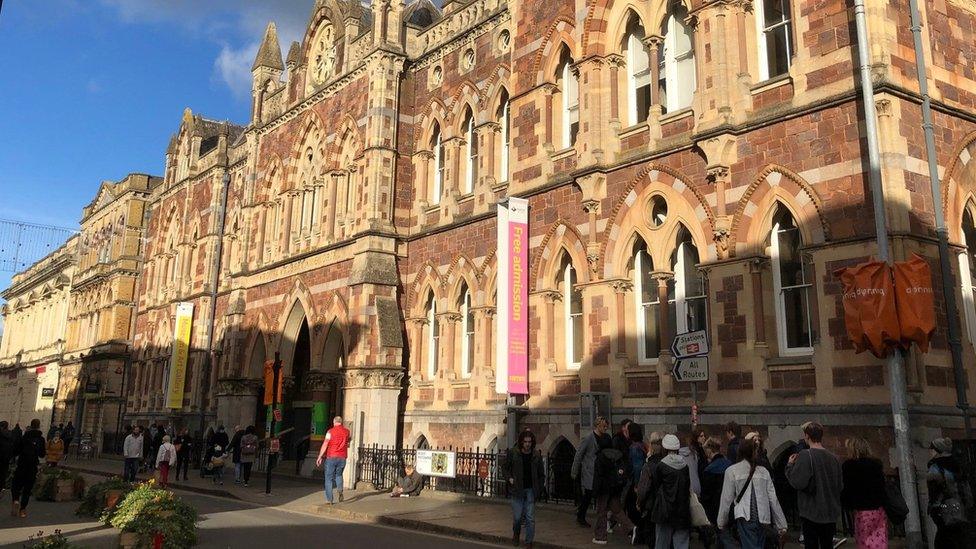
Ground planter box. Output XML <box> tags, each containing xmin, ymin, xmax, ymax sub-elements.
<box><xmin>105</xmin><ymin>489</ymin><xmax>123</xmax><ymax>510</ymax></box>
<box><xmin>54</xmin><ymin>479</ymin><xmax>76</xmax><ymax>502</ymax></box>
<box><xmin>118</xmin><ymin>532</ymin><xmax>139</xmax><ymax>549</ymax></box>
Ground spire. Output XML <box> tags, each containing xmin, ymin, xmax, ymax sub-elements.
<box><xmin>252</xmin><ymin>22</ymin><xmax>284</xmax><ymax>72</ymax></box>
<box><xmin>286</xmin><ymin>41</ymin><xmax>301</xmax><ymax>69</ymax></box>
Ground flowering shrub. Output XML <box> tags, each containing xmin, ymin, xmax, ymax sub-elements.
<box><xmin>109</xmin><ymin>480</ymin><xmax>197</xmax><ymax>548</ymax></box>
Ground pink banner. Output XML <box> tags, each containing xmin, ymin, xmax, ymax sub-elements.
<box><xmin>507</xmin><ymin>206</ymin><xmax>529</xmax><ymax>394</ymax></box>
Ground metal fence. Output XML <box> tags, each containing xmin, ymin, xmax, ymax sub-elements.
<box><xmin>356</xmin><ymin>445</ymin><xmax>508</xmax><ymax>498</ymax></box>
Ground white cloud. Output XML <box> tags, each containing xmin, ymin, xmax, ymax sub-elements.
<box><xmin>99</xmin><ymin>0</ymin><xmax>313</xmax><ymax>98</ymax></box>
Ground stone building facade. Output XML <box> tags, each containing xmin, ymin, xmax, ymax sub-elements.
<box><xmin>37</xmin><ymin>0</ymin><xmax>976</xmax><ymax>491</ymax></box>
<box><xmin>56</xmin><ymin>174</ymin><xmax>158</xmax><ymax>445</ymax></box>
<box><xmin>0</xmin><ymin>236</ymin><xmax>77</xmax><ymax>433</ymax></box>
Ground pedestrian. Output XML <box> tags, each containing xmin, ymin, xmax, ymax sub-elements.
<box><xmin>228</xmin><ymin>425</ymin><xmax>243</xmax><ymax>484</ymax></box>
<box><xmin>841</xmin><ymin>437</ymin><xmax>888</xmax><ymax>549</ymax></box>
<box><xmin>11</xmin><ymin>423</ymin><xmax>23</xmax><ymax>447</ymax></box>
<box><xmin>635</xmin><ymin>431</ymin><xmax>665</xmax><ymax>547</ymax></box>
<box><xmin>10</xmin><ymin>419</ymin><xmax>46</xmax><ymax>518</ymax></box>
<box><xmin>572</xmin><ymin>416</ymin><xmax>611</xmax><ymax>527</ymax></box>
<box><xmin>62</xmin><ymin>421</ymin><xmax>75</xmax><ymax>457</ymax></box>
<box><xmin>209</xmin><ymin>445</ymin><xmax>227</xmax><ymax>486</ymax></box>
<box><xmin>316</xmin><ymin>416</ymin><xmax>351</xmax><ymax>504</ymax></box>
<box><xmin>45</xmin><ymin>431</ymin><xmax>64</xmax><ymax>467</ymax></box>
<box><xmin>680</xmin><ymin>437</ymin><xmax>702</xmax><ymax>497</ymax></box>
<box><xmin>239</xmin><ymin>426</ymin><xmax>259</xmax><ymax>487</ymax></box>
<box><xmin>624</xmin><ymin>423</ymin><xmax>647</xmax><ymax>536</ymax></box>
<box><xmin>725</xmin><ymin>422</ymin><xmax>742</xmax><ymax>464</ymax></box>
<box><xmin>689</xmin><ymin>429</ymin><xmax>707</xmax><ymax>489</ymax></box>
<box><xmin>149</xmin><ymin>424</ymin><xmax>165</xmax><ymax>472</ymax></box>
<box><xmin>592</xmin><ymin>432</ymin><xmax>636</xmax><ymax>544</ymax></box>
<box><xmin>786</xmin><ymin>421</ymin><xmax>843</xmax><ymax>549</ymax></box>
<box><xmin>173</xmin><ymin>428</ymin><xmax>192</xmax><ymax>481</ymax></box>
<box><xmin>700</xmin><ymin>436</ymin><xmax>732</xmax><ymax>547</ymax></box>
<box><xmin>612</xmin><ymin>418</ymin><xmax>633</xmax><ymax>449</ymax></box>
<box><xmin>744</xmin><ymin>432</ymin><xmax>772</xmax><ymax>471</ymax></box>
<box><xmin>504</xmin><ymin>429</ymin><xmax>546</xmax><ymax>548</ymax></box>
<box><xmin>646</xmin><ymin>434</ymin><xmax>692</xmax><ymax>549</ymax></box>
<box><xmin>391</xmin><ymin>463</ymin><xmax>425</xmax><ymax>497</ymax></box>
<box><xmin>122</xmin><ymin>426</ymin><xmax>143</xmax><ymax>482</ymax></box>
<box><xmin>47</xmin><ymin>423</ymin><xmax>58</xmax><ymax>441</ymax></box>
<box><xmin>142</xmin><ymin>425</ymin><xmax>153</xmax><ymax>472</ymax></box>
<box><xmin>717</xmin><ymin>437</ymin><xmax>788</xmax><ymax>548</ymax></box>
<box><xmin>212</xmin><ymin>425</ymin><xmax>229</xmax><ymax>452</ymax></box>
<box><xmin>0</xmin><ymin>421</ymin><xmax>14</xmax><ymax>497</ymax></box>
<box><xmin>156</xmin><ymin>435</ymin><xmax>177</xmax><ymax>488</ymax></box>
<box><xmin>926</xmin><ymin>436</ymin><xmax>973</xmax><ymax>549</ymax></box>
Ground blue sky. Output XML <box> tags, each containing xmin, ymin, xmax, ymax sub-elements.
<box><xmin>0</xmin><ymin>1</ymin><xmax>315</xmax><ymax>316</ymax></box>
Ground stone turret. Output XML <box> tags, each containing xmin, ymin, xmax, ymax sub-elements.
<box><xmin>251</xmin><ymin>22</ymin><xmax>284</xmax><ymax>124</ymax></box>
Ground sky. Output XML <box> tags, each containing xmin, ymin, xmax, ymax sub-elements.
<box><xmin>0</xmin><ymin>0</ymin><xmax>317</xmax><ymax>332</ymax></box>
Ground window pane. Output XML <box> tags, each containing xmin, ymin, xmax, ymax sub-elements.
<box><xmin>572</xmin><ymin>313</ymin><xmax>584</xmax><ymax>363</ymax></box>
<box><xmin>783</xmin><ymin>286</ymin><xmax>811</xmax><ymax>348</ymax></box>
<box><xmin>765</xmin><ymin>25</ymin><xmax>791</xmax><ymax>77</ymax></box>
<box><xmin>686</xmin><ymin>296</ymin><xmax>707</xmax><ymax>332</ymax></box>
<box><xmin>674</xmin><ymin>55</ymin><xmax>696</xmax><ymax>110</ymax></box>
<box><xmin>643</xmin><ymin>303</ymin><xmax>659</xmax><ymax>359</ymax></box>
<box><xmin>636</xmin><ymin>85</ymin><xmax>651</xmax><ymax>123</ymax></box>
<box><xmin>777</xmin><ymin>225</ymin><xmax>804</xmax><ymax>286</ymax></box>
<box><xmin>764</xmin><ymin>0</ymin><xmax>787</xmax><ymax>27</ymax></box>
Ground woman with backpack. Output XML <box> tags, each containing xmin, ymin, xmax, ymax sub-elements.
<box><xmin>592</xmin><ymin>433</ymin><xmax>637</xmax><ymax>544</ymax></box>
<box><xmin>239</xmin><ymin>426</ymin><xmax>259</xmax><ymax>487</ymax></box>
<box><xmin>841</xmin><ymin>437</ymin><xmax>888</xmax><ymax>549</ymax></box>
<box><xmin>716</xmin><ymin>437</ymin><xmax>788</xmax><ymax>549</ymax></box>
<box><xmin>927</xmin><ymin>437</ymin><xmax>971</xmax><ymax>549</ymax></box>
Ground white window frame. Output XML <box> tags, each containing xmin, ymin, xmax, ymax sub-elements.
<box><xmin>662</xmin><ymin>11</ymin><xmax>696</xmax><ymax>113</ymax></box>
<box><xmin>500</xmin><ymin>99</ymin><xmax>510</xmax><ymax>183</ymax></box>
<box><xmin>626</xmin><ymin>30</ymin><xmax>651</xmax><ymax>126</ymax></box>
<box><xmin>960</xmin><ymin>212</ymin><xmax>976</xmax><ymax>346</ymax></box>
<box><xmin>461</xmin><ymin>288</ymin><xmax>474</xmax><ymax>378</ymax></box>
<box><xmin>672</xmin><ymin>240</ymin><xmax>707</xmax><ymax>334</ymax></box>
<box><xmin>426</xmin><ymin>296</ymin><xmax>439</xmax><ymax>378</ymax></box>
<box><xmin>561</xmin><ymin>60</ymin><xmax>580</xmax><ymax>149</ymax></box>
<box><xmin>563</xmin><ymin>261</ymin><xmax>582</xmax><ymax>369</ymax></box>
<box><xmin>771</xmin><ymin>214</ymin><xmax>814</xmax><ymax>356</ymax></box>
<box><xmin>464</xmin><ymin>112</ymin><xmax>477</xmax><ymax>194</ymax></box>
<box><xmin>634</xmin><ymin>247</ymin><xmax>659</xmax><ymax>364</ymax></box>
<box><xmin>755</xmin><ymin>0</ymin><xmax>793</xmax><ymax>81</ymax></box>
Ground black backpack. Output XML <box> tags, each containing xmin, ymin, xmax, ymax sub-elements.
<box><xmin>597</xmin><ymin>448</ymin><xmax>629</xmax><ymax>491</ymax></box>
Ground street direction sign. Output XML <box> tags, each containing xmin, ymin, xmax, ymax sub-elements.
<box><xmin>671</xmin><ymin>330</ymin><xmax>709</xmax><ymax>358</ymax></box>
<box><xmin>672</xmin><ymin>356</ymin><xmax>709</xmax><ymax>382</ymax></box>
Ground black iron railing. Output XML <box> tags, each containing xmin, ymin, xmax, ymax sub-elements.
<box><xmin>356</xmin><ymin>445</ymin><xmax>509</xmax><ymax>499</ymax></box>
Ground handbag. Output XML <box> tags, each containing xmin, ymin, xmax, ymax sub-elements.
<box><xmin>690</xmin><ymin>491</ymin><xmax>711</xmax><ymax>527</ymax></box>
<box><xmin>930</xmin><ymin>464</ymin><xmax>970</xmax><ymax>526</ymax></box>
<box><xmin>884</xmin><ymin>478</ymin><xmax>909</xmax><ymax>525</ymax></box>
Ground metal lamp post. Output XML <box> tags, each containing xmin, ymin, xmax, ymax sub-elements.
<box><xmin>266</xmin><ymin>352</ymin><xmax>282</xmax><ymax>495</ymax></box>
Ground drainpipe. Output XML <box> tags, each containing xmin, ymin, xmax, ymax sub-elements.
<box><xmin>908</xmin><ymin>0</ymin><xmax>972</xmax><ymax>440</ymax></box>
<box><xmin>852</xmin><ymin>1</ymin><xmax>923</xmax><ymax>547</ymax></box>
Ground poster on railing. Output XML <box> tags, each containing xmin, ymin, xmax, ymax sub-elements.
<box><xmin>496</xmin><ymin>197</ymin><xmax>529</xmax><ymax>395</ymax></box>
<box><xmin>415</xmin><ymin>449</ymin><xmax>456</xmax><ymax>478</ymax></box>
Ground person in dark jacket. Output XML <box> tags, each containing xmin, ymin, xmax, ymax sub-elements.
<box><xmin>625</xmin><ymin>424</ymin><xmax>648</xmax><ymax>534</ymax></box>
<box><xmin>10</xmin><ymin>419</ymin><xmax>46</xmax><ymax>518</ymax></box>
<box><xmin>11</xmin><ymin>424</ymin><xmax>23</xmax><ymax>449</ymax></box>
<box><xmin>212</xmin><ymin>425</ymin><xmax>230</xmax><ymax>452</ymax></box>
<box><xmin>725</xmin><ymin>422</ymin><xmax>742</xmax><ymax>465</ymax></box>
<box><xmin>504</xmin><ymin>429</ymin><xmax>546</xmax><ymax>548</ymax></box>
<box><xmin>648</xmin><ymin>434</ymin><xmax>692</xmax><ymax>549</ymax></box>
<box><xmin>592</xmin><ymin>434</ymin><xmax>636</xmax><ymax>544</ymax></box>
<box><xmin>391</xmin><ymin>463</ymin><xmax>425</xmax><ymax>497</ymax></box>
<box><xmin>926</xmin><ymin>437</ymin><xmax>972</xmax><ymax>549</ymax></box>
<box><xmin>62</xmin><ymin>421</ymin><xmax>75</xmax><ymax>456</ymax></box>
<box><xmin>0</xmin><ymin>421</ymin><xmax>14</xmax><ymax>496</ymax></box>
<box><xmin>635</xmin><ymin>431</ymin><xmax>665</xmax><ymax>547</ymax></box>
<box><xmin>173</xmin><ymin>428</ymin><xmax>193</xmax><ymax>481</ymax></box>
<box><xmin>700</xmin><ymin>437</ymin><xmax>732</xmax><ymax>528</ymax></box>
<box><xmin>841</xmin><ymin>437</ymin><xmax>887</xmax><ymax>549</ymax></box>
<box><xmin>228</xmin><ymin>425</ymin><xmax>244</xmax><ymax>484</ymax></box>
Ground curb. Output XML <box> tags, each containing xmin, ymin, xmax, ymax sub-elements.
<box><xmin>63</xmin><ymin>465</ymin><xmax>242</xmax><ymax>501</ymax></box>
<box><xmin>307</xmin><ymin>503</ymin><xmax>572</xmax><ymax>549</ymax></box>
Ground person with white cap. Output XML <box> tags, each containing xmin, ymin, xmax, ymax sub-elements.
<box><xmin>645</xmin><ymin>433</ymin><xmax>692</xmax><ymax>549</ymax></box>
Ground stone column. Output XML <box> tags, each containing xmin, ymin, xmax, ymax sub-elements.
<box><xmin>439</xmin><ymin>312</ymin><xmax>462</xmax><ymax>380</ymax></box>
<box><xmin>415</xmin><ymin>151</ymin><xmax>433</xmax><ymax>206</ymax></box>
<box><xmin>478</xmin><ymin>123</ymin><xmax>500</xmax><ymax>188</ymax></box>
<box><xmin>652</xmin><ymin>271</ymin><xmax>674</xmax><ymax>397</ymax></box>
<box><xmin>541</xmin><ymin>290</ymin><xmax>562</xmax><ymax>370</ymax></box>
<box><xmin>646</xmin><ymin>36</ymin><xmax>663</xmax><ymax>112</ymax></box>
<box><xmin>542</xmin><ymin>84</ymin><xmax>558</xmax><ymax>149</ymax></box>
<box><xmin>480</xmin><ymin>307</ymin><xmax>497</xmax><ymax>376</ymax></box>
<box><xmin>607</xmin><ymin>54</ymin><xmax>624</xmax><ymax>123</ymax></box>
<box><xmin>299</xmin><ymin>371</ymin><xmax>339</xmax><ymax>476</ymax></box>
<box><xmin>609</xmin><ymin>280</ymin><xmax>633</xmax><ymax>358</ymax></box>
<box><xmin>749</xmin><ymin>258</ymin><xmax>769</xmax><ymax>354</ymax></box>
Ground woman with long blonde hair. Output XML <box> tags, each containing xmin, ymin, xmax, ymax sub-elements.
<box><xmin>840</xmin><ymin>437</ymin><xmax>888</xmax><ymax>548</ymax></box>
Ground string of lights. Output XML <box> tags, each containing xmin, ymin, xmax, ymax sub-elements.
<box><xmin>0</xmin><ymin>219</ymin><xmax>78</xmax><ymax>273</ymax></box>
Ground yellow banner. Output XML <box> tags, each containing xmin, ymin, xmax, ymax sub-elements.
<box><xmin>166</xmin><ymin>302</ymin><xmax>194</xmax><ymax>409</ymax></box>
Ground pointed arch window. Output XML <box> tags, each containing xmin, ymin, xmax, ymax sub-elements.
<box><xmin>624</xmin><ymin>15</ymin><xmax>652</xmax><ymax>125</ymax></box>
<box><xmin>756</xmin><ymin>0</ymin><xmax>793</xmax><ymax>80</ymax></box>
<box><xmin>660</xmin><ymin>2</ymin><xmax>697</xmax><ymax>113</ymax></box>
<box><xmin>633</xmin><ymin>240</ymin><xmax>661</xmax><ymax>362</ymax></box>
<box><xmin>460</xmin><ymin>284</ymin><xmax>475</xmax><ymax>378</ymax></box>
<box><xmin>556</xmin><ymin>48</ymin><xmax>580</xmax><ymax>148</ymax></box>
<box><xmin>771</xmin><ymin>207</ymin><xmax>813</xmax><ymax>354</ymax></box>
<box><xmin>560</xmin><ymin>256</ymin><xmax>583</xmax><ymax>369</ymax></box>
<box><xmin>425</xmin><ymin>293</ymin><xmax>439</xmax><ymax>378</ymax></box>
<box><xmin>959</xmin><ymin>209</ymin><xmax>976</xmax><ymax>346</ymax></box>
<box><xmin>497</xmin><ymin>91</ymin><xmax>511</xmax><ymax>183</ymax></box>
<box><xmin>431</xmin><ymin>123</ymin><xmax>444</xmax><ymax>204</ymax></box>
<box><xmin>671</xmin><ymin>229</ymin><xmax>707</xmax><ymax>334</ymax></box>
<box><xmin>464</xmin><ymin>109</ymin><xmax>478</xmax><ymax>194</ymax></box>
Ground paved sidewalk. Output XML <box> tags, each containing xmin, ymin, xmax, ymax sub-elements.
<box><xmin>63</xmin><ymin>458</ymin><xmax>906</xmax><ymax>549</ymax></box>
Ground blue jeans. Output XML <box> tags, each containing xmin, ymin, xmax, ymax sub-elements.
<box><xmin>737</xmin><ymin>518</ymin><xmax>766</xmax><ymax>549</ymax></box>
<box><xmin>511</xmin><ymin>488</ymin><xmax>536</xmax><ymax>543</ymax></box>
<box><xmin>324</xmin><ymin>458</ymin><xmax>346</xmax><ymax>503</ymax></box>
<box><xmin>123</xmin><ymin>458</ymin><xmax>139</xmax><ymax>482</ymax></box>
<box><xmin>655</xmin><ymin>524</ymin><xmax>690</xmax><ymax>549</ymax></box>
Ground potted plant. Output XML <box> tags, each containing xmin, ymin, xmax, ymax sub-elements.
<box><xmin>33</xmin><ymin>469</ymin><xmax>86</xmax><ymax>502</ymax></box>
<box><xmin>76</xmin><ymin>477</ymin><xmax>134</xmax><ymax>520</ymax></box>
<box><xmin>110</xmin><ymin>480</ymin><xmax>197</xmax><ymax>549</ymax></box>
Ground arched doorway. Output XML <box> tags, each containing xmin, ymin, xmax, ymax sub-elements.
<box><xmin>547</xmin><ymin>438</ymin><xmax>577</xmax><ymax>503</ymax></box>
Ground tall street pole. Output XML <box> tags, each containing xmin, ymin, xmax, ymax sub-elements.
<box><xmin>907</xmin><ymin>0</ymin><xmax>972</xmax><ymax>440</ymax></box>
<box><xmin>852</xmin><ymin>1</ymin><xmax>923</xmax><ymax>546</ymax></box>
<box><xmin>266</xmin><ymin>352</ymin><xmax>281</xmax><ymax>495</ymax></box>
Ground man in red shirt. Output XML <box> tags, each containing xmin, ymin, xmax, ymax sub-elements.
<box><xmin>316</xmin><ymin>416</ymin><xmax>350</xmax><ymax>504</ymax></box>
